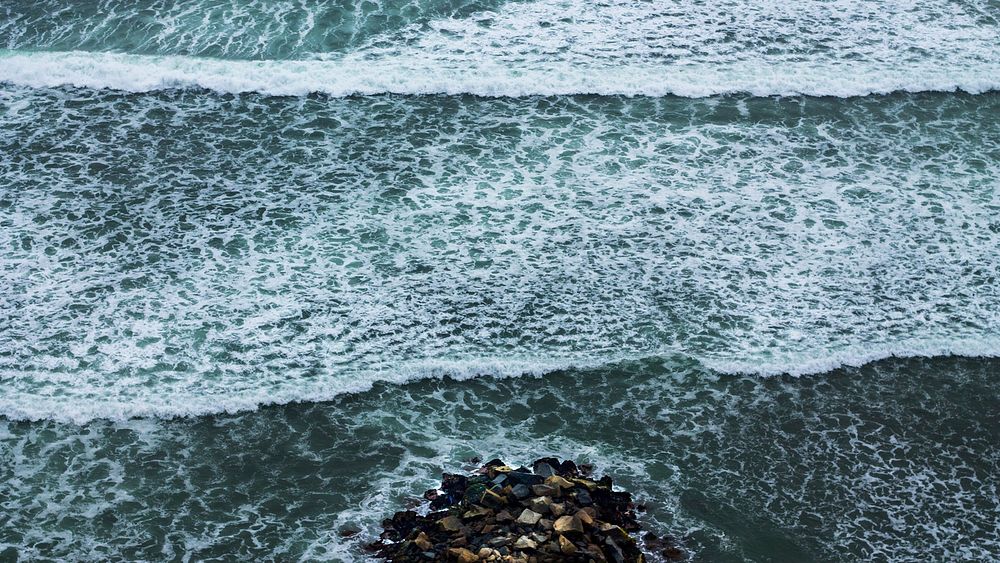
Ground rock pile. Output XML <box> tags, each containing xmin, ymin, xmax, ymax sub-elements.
<box><xmin>367</xmin><ymin>458</ymin><xmax>685</xmax><ymax>562</ymax></box>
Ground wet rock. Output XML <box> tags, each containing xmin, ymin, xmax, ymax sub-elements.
<box><xmin>507</xmin><ymin>471</ymin><xmax>545</xmax><ymax>487</ymax></box>
<box><xmin>532</xmin><ymin>458</ymin><xmax>560</xmax><ymax>477</ymax></box>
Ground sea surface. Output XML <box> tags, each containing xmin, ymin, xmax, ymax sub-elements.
<box><xmin>1</xmin><ymin>0</ymin><xmax>999</xmax><ymax>560</ymax></box>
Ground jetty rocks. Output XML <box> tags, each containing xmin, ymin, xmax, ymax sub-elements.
<box><xmin>367</xmin><ymin>457</ymin><xmax>685</xmax><ymax>562</ymax></box>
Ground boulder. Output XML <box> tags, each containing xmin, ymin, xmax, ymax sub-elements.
<box><xmin>447</xmin><ymin>547</ymin><xmax>478</xmax><ymax>563</ymax></box>
<box><xmin>511</xmin><ymin>484</ymin><xmax>531</xmax><ymax>499</ymax></box>
<box><xmin>516</xmin><ymin>509</ymin><xmax>543</xmax><ymax>526</ymax></box>
<box><xmin>531</xmin><ymin>484</ymin><xmax>558</xmax><ymax>497</ymax></box>
<box><xmin>553</xmin><ymin>515</ymin><xmax>584</xmax><ymax>536</ymax></box>
<box><xmin>438</xmin><ymin>516</ymin><xmax>463</xmax><ymax>532</ymax></box>
<box><xmin>513</xmin><ymin>536</ymin><xmax>538</xmax><ymax>550</ymax></box>
<box><xmin>558</xmin><ymin>535</ymin><xmax>577</xmax><ymax>554</ymax></box>
<box><xmin>527</xmin><ymin>496</ymin><xmax>551</xmax><ymax>514</ymax></box>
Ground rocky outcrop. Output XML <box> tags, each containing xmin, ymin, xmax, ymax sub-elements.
<box><xmin>366</xmin><ymin>458</ymin><xmax>685</xmax><ymax>562</ymax></box>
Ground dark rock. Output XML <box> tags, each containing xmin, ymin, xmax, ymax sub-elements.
<box><xmin>532</xmin><ymin>458</ymin><xmax>559</xmax><ymax>477</ymax></box>
<box><xmin>511</xmin><ymin>483</ymin><xmax>531</xmax><ymax>499</ymax></box>
<box><xmin>531</xmin><ymin>484</ymin><xmax>558</xmax><ymax>497</ymax></box>
<box><xmin>368</xmin><ymin>457</ymin><xmax>683</xmax><ymax>562</ymax></box>
<box><xmin>507</xmin><ymin>471</ymin><xmax>545</xmax><ymax>487</ymax></box>
<box><xmin>558</xmin><ymin>460</ymin><xmax>579</xmax><ymax>476</ymax></box>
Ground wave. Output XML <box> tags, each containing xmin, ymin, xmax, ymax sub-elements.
<box><xmin>0</xmin><ymin>0</ymin><xmax>502</xmax><ymax>60</ymax></box>
<box><xmin>2</xmin><ymin>50</ymin><xmax>999</xmax><ymax>98</ymax></box>
<box><xmin>700</xmin><ymin>337</ymin><xmax>1000</xmax><ymax>377</ymax></box>
<box><xmin>3</xmin><ymin>341</ymin><xmax>1000</xmax><ymax>424</ymax></box>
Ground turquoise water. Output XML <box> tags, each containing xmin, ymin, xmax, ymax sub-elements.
<box><xmin>1</xmin><ymin>0</ymin><xmax>999</xmax><ymax>560</ymax></box>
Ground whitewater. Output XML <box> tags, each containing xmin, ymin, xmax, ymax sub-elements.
<box><xmin>2</xmin><ymin>87</ymin><xmax>999</xmax><ymax>422</ymax></box>
<box><xmin>2</xmin><ymin>0</ymin><xmax>1000</xmax><ymax>560</ymax></box>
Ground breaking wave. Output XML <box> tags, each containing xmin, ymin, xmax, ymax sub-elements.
<box><xmin>1</xmin><ymin>50</ymin><xmax>998</xmax><ymax>98</ymax></box>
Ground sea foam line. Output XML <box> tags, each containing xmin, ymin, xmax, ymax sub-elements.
<box><xmin>2</xmin><ymin>339</ymin><xmax>1000</xmax><ymax>424</ymax></box>
<box><xmin>1</xmin><ymin>50</ymin><xmax>999</xmax><ymax>98</ymax></box>
<box><xmin>699</xmin><ymin>336</ymin><xmax>1000</xmax><ymax>377</ymax></box>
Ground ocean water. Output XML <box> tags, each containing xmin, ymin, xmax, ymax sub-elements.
<box><xmin>1</xmin><ymin>0</ymin><xmax>999</xmax><ymax>561</ymax></box>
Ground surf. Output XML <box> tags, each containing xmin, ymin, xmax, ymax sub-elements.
<box><xmin>1</xmin><ymin>49</ymin><xmax>998</xmax><ymax>98</ymax></box>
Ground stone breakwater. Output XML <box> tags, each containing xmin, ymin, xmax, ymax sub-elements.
<box><xmin>367</xmin><ymin>458</ymin><xmax>686</xmax><ymax>562</ymax></box>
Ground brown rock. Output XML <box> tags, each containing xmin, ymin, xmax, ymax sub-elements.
<box><xmin>598</xmin><ymin>521</ymin><xmax>617</xmax><ymax>533</ymax></box>
<box><xmin>531</xmin><ymin>484</ymin><xmax>558</xmax><ymax>497</ymax></box>
<box><xmin>549</xmin><ymin>503</ymin><xmax>566</xmax><ymax>517</ymax></box>
<box><xmin>463</xmin><ymin>506</ymin><xmax>492</xmax><ymax>520</ymax></box>
<box><xmin>538</xmin><ymin>518</ymin><xmax>553</xmax><ymax>531</ymax></box>
<box><xmin>577</xmin><ymin>510</ymin><xmax>594</xmax><ymax>527</ymax></box>
<box><xmin>553</xmin><ymin>515</ymin><xmax>584</xmax><ymax>536</ymax></box>
<box><xmin>558</xmin><ymin>535</ymin><xmax>577</xmax><ymax>555</ymax></box>
<box><xmin>447</xmin><ymin>547</ymin><xmax>478</xmax><ymax>563</ymax></box>
<box><xmin>439</xmin><ymin>515</ymin><xmax>463</xmax><ymax>532</ymax></box>
<box><xmin>544</xmin><ymin>475</ymin><xmax>575</xmax><ymax>491</ymax></box>
<box><xmin>495</xmin><ymin>510</ymin><xmax>514</xmax><ymax>523</ymax></box>
<box><xmin>414</xmin><ymin>532</ymin><xmax>433</xmax><ymax>551</ymax></box>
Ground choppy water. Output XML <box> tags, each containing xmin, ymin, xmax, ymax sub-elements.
<box><xmin>1</xmin><ymin>0</ymin><xmax>999</xmax><ymax>560</ymax></box>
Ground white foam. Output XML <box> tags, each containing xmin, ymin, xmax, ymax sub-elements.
<box><xmin>4</xmin><ymin>343</ymin><xmax>1000</xmax><ymax>423</ymax></box>
<box><xmin>1</xmin><ymin>88</ymin><xmax>999</xmax><ymax>424</ymax></box>
<box><xmin>0</xmin><ymin>49</ymin><xmax>997</xmax><ymax>98</ymax></box>
<box><xmin>699</xmin><ymin>337</ymin><xmax>1000</xmax><ymax>377</ymax></box>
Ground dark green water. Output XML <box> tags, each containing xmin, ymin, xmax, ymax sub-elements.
<box><xmin>2</xmin><ymin>0</ymin><xmax>1000</xmax><ymax>561</ymax></box>
<box><xmin>3</xmin><ymin>357</ymin><xmax>999</xmax><ymax>561</ymax></box>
